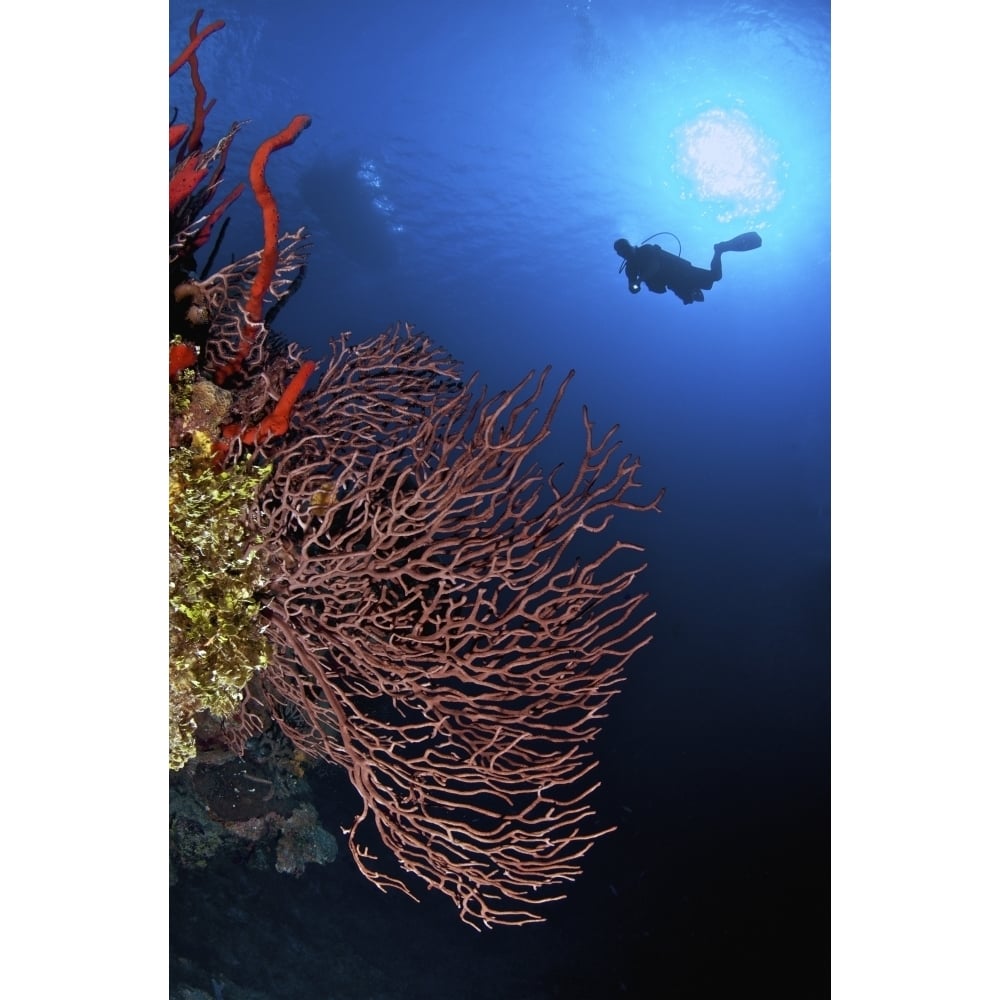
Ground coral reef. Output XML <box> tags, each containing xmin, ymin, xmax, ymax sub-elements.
<box><xmin>169</xmin><ymin>10</ymin><xmax>662</xmax><ymax>928</ymax></box>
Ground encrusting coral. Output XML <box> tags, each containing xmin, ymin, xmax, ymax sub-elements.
<box><xmin>168</xmin><ymin>412</ymin><xmax>273</xmax><ymax>771</ymax></box>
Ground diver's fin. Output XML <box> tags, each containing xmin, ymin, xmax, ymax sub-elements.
<box><xmin>715</xmin><ymin>232</ymin><xmax>762</xmax><ymax>253</ymax></box>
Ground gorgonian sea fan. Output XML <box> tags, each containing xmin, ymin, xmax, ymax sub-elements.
<box><xmin>227</xmin><ymin>325</ymin><xmax>663</xmax><ymax>928</ymax></box>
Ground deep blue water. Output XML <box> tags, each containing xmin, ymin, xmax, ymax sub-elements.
<box><xmin>170</xmin><ymin>1</ymin><xmax>830</xmax><ymax>996</ymax></box>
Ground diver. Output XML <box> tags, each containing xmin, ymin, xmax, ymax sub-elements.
<box><xmin>613</xmin><ymin>231</ymin><xmax>762</xmax><ymax>304</ymax></box>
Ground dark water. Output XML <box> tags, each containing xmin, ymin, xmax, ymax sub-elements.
<box><xmin>170</xmin><ymin>1</ymin><xmax>830</xmax><ymax>996</ymax></box>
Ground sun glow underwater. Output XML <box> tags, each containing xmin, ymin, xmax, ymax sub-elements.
<box><xmin>674</xmin><ymin>108</ymin><xmax>782</xmax><ymax>224</ymax></box>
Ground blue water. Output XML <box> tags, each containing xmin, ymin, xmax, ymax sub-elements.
<box><xmin>170</xmin><ymin>1</ymin><xmax>830</xmax><ymax>996</ymax></box>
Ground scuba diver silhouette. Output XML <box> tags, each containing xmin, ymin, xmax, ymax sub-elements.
<box><xmin>613</xmin><ymin>230</ymin><xmax>762</xmax><ymax>304</ymax></box>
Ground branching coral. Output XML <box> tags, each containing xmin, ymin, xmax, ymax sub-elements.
<box><xmin>222</xmin><ymin>325</ymin><xmax>664</xmax><ymax>927</ymax></box>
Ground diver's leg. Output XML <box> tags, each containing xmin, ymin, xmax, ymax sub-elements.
<box><xmin>694</xmin><ymin>263</ymin><xmax>717</xmax><ymax>290</ymax></box>
<box><xmin>709</xmin><ymin>246</ymin><xmax>723</xmax><ymax>282</ymax></box>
